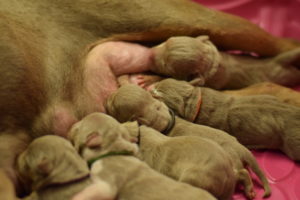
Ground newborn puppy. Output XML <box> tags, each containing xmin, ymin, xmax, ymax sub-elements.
<box><xmin>68</xmin><ymin>113</ymin><xmax>217</xmax><ymax>200</ymax></box>
<box><xmin>119</xmin><ymin>73</ymin><xmax>300</xmax><ymax>108</ymax></box>
<box><xmin>151</xmin><ymin>35</ymin><xmax>220</xmax><ymax>84</ymax></box>
<box><xmin>105</xmin><ymin>84</ymin><xmax>270</xmax><ymax>199</ymax></box>
<box><xmin>87</xmin><ymin>35</ymin><xmax>219</xmax><ymax>91</ymax></box>
<box><xmin>17</xmin><ymin>135</ymin><xmax>91</xmax><ymax>200</ymax></box>
<box><xmin>151</xmin><ymin>78</ymin><xmax>300</xmax><ymax>161</ymax></box>
<box><xmin>119</xmin><ymin>36</ymin><xmax>300</xmax><ymax>89</ymax></box>
<box><xmin>129</xmin><ymin>124</ymin><xmax>236</xmax><ymax>200</ymax></box>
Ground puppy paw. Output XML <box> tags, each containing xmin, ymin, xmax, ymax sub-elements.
<box><xmin>246</xmin><ymin>189</ymin><xmax>256</xmax><ymax>199</ymax></box>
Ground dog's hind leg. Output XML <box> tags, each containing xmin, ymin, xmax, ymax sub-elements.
<box><xmin>237</xmin><ymin>169</ymin><xmax>256</xmax><ymax>199</ymax></box>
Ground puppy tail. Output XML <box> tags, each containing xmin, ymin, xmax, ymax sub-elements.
<box><xmin>244</xmin><ymin>152</ymin><xmax>271</xmax><ymax>198</ymax></box>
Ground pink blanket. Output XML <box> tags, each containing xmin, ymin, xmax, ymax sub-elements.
<box><xmin>193</xmin><ymin>1</ymin><xmax>300</xmax><ymax>199</ymax></box>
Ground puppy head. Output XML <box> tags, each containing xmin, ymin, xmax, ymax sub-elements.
<box><xmin>68</xmin><ymin>113</ymin><xmax>139</xmax><ymax>161</ymax></box>
<box><xmin>153</xmin><ymin>35</ymin><xmax>220</xmax><ymax>81</ymax></box>
<box><xmin>105</xmin><ymin>84</ymin><xmax>171</xmax><ymax>132</ymax></box>
<box><xmin>17</xmin><ymin>135</ymin><xmax>89</xmax><ymax>191</ymax></box>
<box><xmin>151</xmin><ymin>78</ymin><xmax>201</xmax><ymax>121</ymax></box>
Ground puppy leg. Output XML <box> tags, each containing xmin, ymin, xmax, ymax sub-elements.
<box><xmin>238</xmin><ymin>169</ymin><xmax>256</xmax><ymax>199</ymax></box>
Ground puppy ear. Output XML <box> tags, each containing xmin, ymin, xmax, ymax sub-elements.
<box><xmin>85</xmin><ymin>132</ymin><xmax>102</xmax><ymax>148</ymax></box>
<box><xmin>17</xmin><ymin>152</ymin><xmax>31</xmax><ymax>185</ymax></box>
<box><xmin>184</xmin><ymin>87</ymin><xmax>202</xmax><ymax>122</ymax></box>
<box><xmin>189</xmin><ymin>77</ymin><xmax>204</xmax><ymax>86</ymax></box>
<box><xmin>104</xmin><ymin>128</ymin><xmax>138</xmax><ymax>155</ymax></box>
<box><xmin>122</xmin><ymin>121</ymin><xmax>139</xmax><ymax>143</ymax></box>
<box><xmin>104</xmin><ymin>96</ymin><xmax>114</xmax><ymax>116</ymax></box>
<box><xmin>37</xmin><ymin>157</ymin><xmax>53</xmax><ymax>176</ymax></box>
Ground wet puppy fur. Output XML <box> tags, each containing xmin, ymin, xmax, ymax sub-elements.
<box><xmin>68</xmin><ymin>113</ymin><xmax>217</xmax><ymax>200</ymax></box>
<box><xmin>105</xmin><ymin>84</ymin><xmax>271</xmax><ymax>199</ymax></box>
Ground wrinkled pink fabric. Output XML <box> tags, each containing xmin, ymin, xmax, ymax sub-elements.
<box><xmin>193</xmin><ymin>0</ymin><xmax>300</xmax><ymax>40</ymax></box>
<box><xmin>193</xmin><ymin>1</ymin><xmax>300</xmax><ymax>199</ymax></box>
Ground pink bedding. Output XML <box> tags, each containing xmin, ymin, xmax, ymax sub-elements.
<box><xmin>192</xmin><ymin>1</ymin><xmax>300</xmax><ymax>199</ymax></box>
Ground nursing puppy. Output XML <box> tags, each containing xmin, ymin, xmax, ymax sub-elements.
<box><xmin>119</xmin><ymin>73</ymin><xmax>300</xmax><ymax>108</ymax></box>
<box><xmin>153</xmin><ymin>36</ymin><xmax>300</xmax><ymax>89</ymax></box>
<box><xmin>106</xmin><ymin>84</ymin><xmax>271</xmax><ymax>199</ymax></box>
<box><xmin>130</xmin><ymin>125</ymin><xmax>236</xmax><ymax>200</ymax></box>
<box><xmin>123</xmin><ymin>36</ymin><xmax>300</xmax><ymax>89</ymax></box>
<box><xmin>17</xmin><ymin>135</ymin><xmax>91</xmax><ymax>200</ymax></box>
<box><xmin>150</xmin><ymin>35</ymin><xmax>220</xmax><ymax>83</ymax></box>
<box><xmin>69</xmin><ymin>113</ymin><xmax>217</xmax><ymax>200</ymax></box>
<box><xmin>151</xmin><ymin>78</ymin><xmax>300</xmax><ymax>161</ymax></box>
<box><xmin>96</xmin><ymin>35</ymin><xmax>219</xmax><ymax>89</ymax></box>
